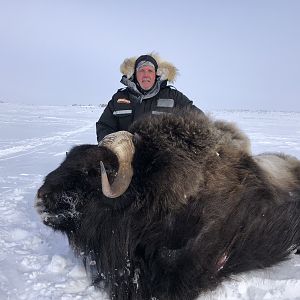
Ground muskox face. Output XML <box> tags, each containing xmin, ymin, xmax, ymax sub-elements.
<box><xmin>35</xmin><ymin>145</ymin><xmax>120</xmax><ymax>232</ymax></box>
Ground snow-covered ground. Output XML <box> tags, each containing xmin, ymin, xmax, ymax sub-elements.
<box><xmin>0</xmin><ymin>102</ymin><xmax>300</xmax><ymax>300</ymax></box>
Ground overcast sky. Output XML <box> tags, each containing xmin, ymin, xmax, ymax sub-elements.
<box><xmin>0</xmin><ymin>0</ymin><xmax>299</xmax><ymax>111</ymax></box>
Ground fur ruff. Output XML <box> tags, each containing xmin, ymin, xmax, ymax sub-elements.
<box><xmin>120</xmin><ymin>52</ymin><xmax>178</xmax><ymax>83</ymax></box>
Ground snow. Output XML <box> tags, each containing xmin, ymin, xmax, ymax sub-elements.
<box><xmin>0</xmin><ymin>102</ymin><xmax>300</xmax><ymax>300</ymax></box>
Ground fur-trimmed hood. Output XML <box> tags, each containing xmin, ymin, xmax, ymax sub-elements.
<box><xmin>120</xmin><ymin>53</ymin><xmax>178</xmax><ymax>83</ymax></box>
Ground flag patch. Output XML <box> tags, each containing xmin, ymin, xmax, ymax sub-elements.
<box><xmin>117</xmin><ymin>98</ymin><xmax>131</xmax><ymax>104</ymax></box>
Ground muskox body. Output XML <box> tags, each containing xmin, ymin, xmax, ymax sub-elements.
<box><xmin>36</xmin><ymin>109</ymin><xmax>300</xmax><ymax>300</ymax></box>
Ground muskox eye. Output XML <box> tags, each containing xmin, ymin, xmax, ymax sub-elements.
<box><xmin>82</xmin><ymin>168</ymin><xmax>89</xmax><ymax>175</ymax></box>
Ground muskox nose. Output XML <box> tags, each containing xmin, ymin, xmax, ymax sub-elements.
<box><xmin>37</xmin><ymin>186</ymin><xmax>50</xmax><ymax>199</ymax></box>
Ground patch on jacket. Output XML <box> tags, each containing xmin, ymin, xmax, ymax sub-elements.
<box><xmin>113</xmin><ymin>110</ymin><xmax>132</xmax><ymax>116</ymax></box>
<box><xmin>157</xmin><ymin>98</ymin><xmax>174</xmax><ymax>108</ymax></box>
<box><xmin>117</xmin><ymin>98</ymin><xmax>131</xmax><ymax>104</ymax></box>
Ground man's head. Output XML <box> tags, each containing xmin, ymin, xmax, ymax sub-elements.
<box><xmin>134</xmin><ymin>55</ymin><xmax>158</xmax><ymax>91</ymax></box>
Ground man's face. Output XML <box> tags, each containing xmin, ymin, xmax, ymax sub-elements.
<box><xmin>136</xmin><ymin>66</ymin><xmax>156</xmax><ymax>90</ymax></box>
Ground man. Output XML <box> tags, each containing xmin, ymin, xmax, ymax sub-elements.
<box><xmin>96</xmin><ymin>53</ymin><xmax>203</xmax><ymax>142</ymax></box>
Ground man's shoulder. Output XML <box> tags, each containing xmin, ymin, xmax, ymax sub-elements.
<box><xmin>159</xmin><ymin>85</ymin><xmax>192</xmax><ymax>106</ymax></box>
<box><xmin>160</xmin><ymin>85</ymin><xmax>183</xmax><ymax>97</ymax></box>
<box><xmin>111</xmin><ymin>88</ymin><xmax>129</xmax><ymax>100</ymax></box>
<box><xmin>166</xmin><ymin>84</ymin><xmax>177</xmax><ymax>90</ymax></box>
<box><xmin>114</xmin><ymin>87</ymin><xmax>128</xmax><ymax>95</ymax></box>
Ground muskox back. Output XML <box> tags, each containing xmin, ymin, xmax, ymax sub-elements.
<box><xmin>36</xmin><ymin>109</ymin><xmax>300</xmax><ymax>300</ymax></box>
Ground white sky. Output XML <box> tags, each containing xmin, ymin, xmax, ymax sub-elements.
<box><xmin>0</xmin><ymin>0</ymin><xmax>299</xmax><ymax>111</ymax></box>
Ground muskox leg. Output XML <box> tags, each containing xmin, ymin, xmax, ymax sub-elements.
<box><xmin>75</xmin><ymin>205</ymin><xmax>152</xmax><ymax>300</ymax></box>
<box><xmin>83</xmin><ymin>250</ymin><xmax>101</xmax><ymax>285</ymax></box>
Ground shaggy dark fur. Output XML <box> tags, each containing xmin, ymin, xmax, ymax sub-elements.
<box><xmin>36</xmin><ymin>109</ymin><xmax>300</xmax><ymax>300</ymax></box>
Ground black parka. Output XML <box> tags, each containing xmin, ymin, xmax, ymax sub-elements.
<box><xmin>96</xmin><ymin>80</ymin><xmax>201</xmax><ymax>142</ymax></box>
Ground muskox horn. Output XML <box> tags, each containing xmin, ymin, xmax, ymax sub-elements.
<box><xmin>99</xmin><ymin>131</ymin><xmax>135</xmax><ymax>198</ymax></box>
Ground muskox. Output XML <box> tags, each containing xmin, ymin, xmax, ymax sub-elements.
<box><xmin>36</xmin><ymin>109</ymin><xmax>300</xmax><ymax>300</ymax></box>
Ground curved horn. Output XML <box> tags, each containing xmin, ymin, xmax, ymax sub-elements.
<box><xmin>99</xmin><ymin>131</ymin><xmax>135</xmax><ymax>198</ymax></box>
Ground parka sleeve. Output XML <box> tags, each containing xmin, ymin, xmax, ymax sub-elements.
<box><xmin>96</xmin><ymin>99</ymin><xmax>118</xmax><ymax>142</ymax></box>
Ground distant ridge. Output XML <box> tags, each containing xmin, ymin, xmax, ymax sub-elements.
<box><xmin>71</xmin><ymin>103</ymin><xmax>107</xmax><ymax>107</ymax></box>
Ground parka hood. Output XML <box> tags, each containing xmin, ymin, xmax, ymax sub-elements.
<box><xmin>120</xmin><ymin>53</ymin><xmax>178</xmax><ymax>83</ymax></box>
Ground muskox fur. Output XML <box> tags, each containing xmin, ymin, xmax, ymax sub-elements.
<box><xmin>36</xmin><ymin>109</ymin><xmax>300</xmax><ymax>300</ymax></box>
